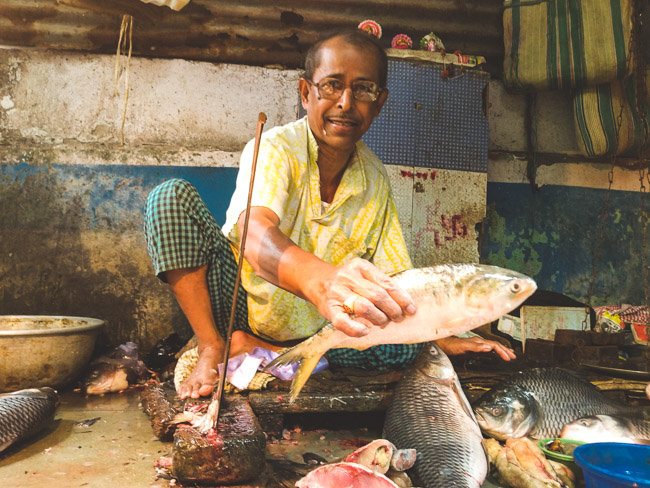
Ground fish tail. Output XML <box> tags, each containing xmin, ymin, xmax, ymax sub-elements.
<box><xmin>265</xmin><ymin>326</ymin><xmax>337</xmax><ymax>403</ymax></box>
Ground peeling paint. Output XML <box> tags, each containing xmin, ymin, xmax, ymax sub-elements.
<box><xmin>481</xmin><ymin>182</ymin><xmax>649</xmax><ymax>307</ymax></box>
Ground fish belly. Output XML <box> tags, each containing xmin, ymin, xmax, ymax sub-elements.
<box><xmin>383</xmin><ymin>368</ymin><xmax>487</xmax><ymax>487</ymax></box>
<box><xmin>335</xmin><ymin>297</ymin><xmax>475</xmax><ymax>351</ymax></box>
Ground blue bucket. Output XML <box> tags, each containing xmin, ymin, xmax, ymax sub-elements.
<box><xmin>573</xmin><ymin>443</ymin><xmax>650</xmax><ymax>488</ymax></box>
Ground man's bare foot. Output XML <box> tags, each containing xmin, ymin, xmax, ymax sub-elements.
<box><xmin>177</xmin><ymin>331</ymin><xmax>285</xmax><ymax>399</ymax></box>
<box><xmin>177</xmin><ymin>344</ymin><xmax>223</xmax><ymax>400</ymax></box>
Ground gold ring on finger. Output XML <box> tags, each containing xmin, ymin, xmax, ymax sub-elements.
<box><xmin>342</xmin><ymin>295</ymin><xmax>357</xmax><ymax>315</ymax></box>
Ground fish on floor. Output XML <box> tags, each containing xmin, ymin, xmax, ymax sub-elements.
<box><xmin>474</xmin><ymin>367</ymin><xmax>649</xmax><ymax>440</ymax></box>
<box><xmin>295</xmin><ymin>462</ymin><xmax>401</xmax><ymax>488</ymax></box>
<box><xmin>83</xmin><ymin>342</ymin><xmax>149</xmax><ymax>395</ymax></box>
<box><xmin>343</xmin><ymin>438</ymin><xmax>416</xmax><ymax>475</ymax></box>
<box><xmin>561</xmin><ymin>414</ymin><xmax>650</xmax><ymax>445</ymax></box>
<box><xmin>383</xmin><ymin>341</ymin><xmax>488</xmax><ymax>488</ymax></box>
<box><xmin>0</xmin><ymin>387</ymin><xmax>59</xmax><ymax>453</ymax></box>
<box><xmin>267</xmin><ymin>264</ymin><xmax>536</xmax><ymax>402</ymax></box>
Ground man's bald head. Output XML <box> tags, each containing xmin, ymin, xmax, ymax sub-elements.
<box><xmin>303</xmin><ymin>31</ymin><xmax>388</xmax><ymax>89</ymax></box>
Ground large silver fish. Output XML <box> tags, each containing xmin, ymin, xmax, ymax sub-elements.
<box><xmin>561</xmin><ymin>414</ymin><xmax>650</xmax><ymax>446</ymax></box>
<box><xmin>383</xmin><ymin>342</ymin><xmax>488</xmax><ymax>488</ymax></box>
<box><xmin>0</xmin><ymin>387</ymin><xmax>59</xmax><ymax>453</ymax></box>
<box><xmin>268</xmin><ymin>264</ymin><xmax>536</xmax><ymax>402</ymax></box>
<box><xmin>474</xmin><ymin>367</ymin><xmax>648</xmax><ymax>440</ymax></box>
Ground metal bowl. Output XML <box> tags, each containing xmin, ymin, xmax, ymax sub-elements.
<box><xmin>0</xmin><ymin>315</ymin><xmax>105</xmax><ymax>392</ymax></box>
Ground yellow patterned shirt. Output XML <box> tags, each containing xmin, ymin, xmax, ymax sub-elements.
<box><xmin>222</xmin><ymin>117</ymin><xmax>412</xmax><ymax>341</ymax></box>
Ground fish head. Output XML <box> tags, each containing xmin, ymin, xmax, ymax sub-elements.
<box><xmin>473</xmin><ymin>385</ymin><xmax>539</xmax><ymax>440</ymax></box>
<box><xmin>462</xmin><ymin>266</ymin><xmax>536</xmax><ymax>326</ymax></box>
<box><xmin>83</xmin><ymin>363</ymin><xmax>129</xmax><ymax>395</ymax></box>
<box><xmin>414</xmin><ymin>341</ymin><xmax>455</xmax><ymax>381</ymax></box>
<box><xmin>560</xmin><ymin>415</ymin><xmax>626</xmax><ymax>444</ymax></box>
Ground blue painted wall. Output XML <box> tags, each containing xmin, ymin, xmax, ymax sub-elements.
<box><xmin>0</xmin><ymin>162</ymin><xmax>238</xmax><ymax>349</ymax></box>
<box><xmin>480</xmin><ymin>182</ymin><xmax>648</xmax><ymax>307</ymax></box>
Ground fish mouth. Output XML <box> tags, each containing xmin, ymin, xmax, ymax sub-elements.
<box><xmin>474</xmin><ymin>410</ymin><xmax>486</xmax><ymax>425</ymax></box>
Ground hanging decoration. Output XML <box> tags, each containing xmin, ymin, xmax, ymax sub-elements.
<box><xmin>138</xmin><ymin>0</ymin><xmax>190</xmax><ymax>11</ymax></box>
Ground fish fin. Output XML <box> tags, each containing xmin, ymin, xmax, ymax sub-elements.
<box><xmin>264</xmin><ymin>325</ymin><xmax>338</xmax><ymax>403</ymax></box>
<box><xmin>289</xmin><ymin>352</ymin><xmax>323</xmax><ymax>403</ymax></box>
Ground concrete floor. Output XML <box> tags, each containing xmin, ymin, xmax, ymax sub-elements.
<box><xmin>0</xmin><ymin>388</ymin><xmax>503</xmax><ymax>488</ymax></box>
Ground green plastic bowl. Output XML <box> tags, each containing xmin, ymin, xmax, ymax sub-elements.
<box><xmin>538</xmin><ymin>438</ymin><xmax>586</xmax><ymax>480</ymax></box>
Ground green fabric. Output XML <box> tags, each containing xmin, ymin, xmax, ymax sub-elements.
<box><xmin>573</xmin><ymin>74</ymin><xmax>650</xmax><ymax>157</ymax></box>
<box><xmin>503</xmin><ymin>0</ymin><xmax>634</xmax><ymax>91</ymax></box>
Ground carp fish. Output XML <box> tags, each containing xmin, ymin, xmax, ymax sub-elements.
<box><xmin>474</xmin><ymin>367</ymin><xmax>649</xmax><ymax>440</ymax></box>
<box><xmin>383</xmin><ymin>342</ymin><xmax>488</xmax><ymax>488</ymax></box>
<box><xmin>0</xmin><ymin>387</ymin><xmax>59</xmax><ymax>453</ymax></box>
<box><xmin>267</xmin><ymin>264</ymin><xmax>536</xmax><ymax>402</ymax></box>
<box><xmin>561</xmin><ymin>414</ymin><xmax>650</xmax><ymax>446</ymax></box>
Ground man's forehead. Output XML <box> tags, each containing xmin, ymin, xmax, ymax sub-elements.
<box><xmin>313</xmin><ymin>41</ymin><xmax>381</xmax><ymax>81</ymax></box>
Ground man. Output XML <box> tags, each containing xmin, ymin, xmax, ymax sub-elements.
<box><xmin>145</xmin><ymin>30</ymin><xmax>514</xmax><ymax>400</ymax></box>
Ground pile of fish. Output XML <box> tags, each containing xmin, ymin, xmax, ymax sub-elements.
<box><xmin>296</xmin><ymin>438</ymin><xmax>416</xmax><ymax>488</ymax></box>
<box><xmin>0</xmin><ymin>387</ymin><xmax>59</xmax><ymax>453</ymax></box>
<box><xmin>383</xmin><ymin>342</ymin><xmax>488</xmax><ymax>488</ymax></box>
<box><xmin>267</xmin><ymin>264</ymin><xmax>537</xmax><ymax>403</ymax></box>
<box><xmin>473</xmin><ymin>367</ymin><xmax>649</xmax><ymax>440</ymax></box>
<box><xmin>472</xmin><ymin>366</ymin><xmax>650</xmax><ymax>487</ymax></box>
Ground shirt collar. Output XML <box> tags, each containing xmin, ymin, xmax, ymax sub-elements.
<box><xmin>305</xmin><ymin>120</ymin><xmax>366</xmax><ymax>218</ymax></box>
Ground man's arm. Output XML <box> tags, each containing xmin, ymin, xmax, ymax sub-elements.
<box><xmin>239</xmin><ymin>207</ymin><xmax>416</xmax><ymax>337</ymax></box>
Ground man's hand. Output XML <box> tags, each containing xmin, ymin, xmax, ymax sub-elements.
<box><xmin>436</xmin><ymin>336</ymin><xmax>516</xmax><ymax>361</ymax></box>
<box><xmin>322</xmin><ymin>258</ymin><xmax>417</xmax><ymax>338</ymax></box>
<box><xmin>240</xmin><ymin>209</ymin><xmax>416</xmax><ymax>339</ymax></box>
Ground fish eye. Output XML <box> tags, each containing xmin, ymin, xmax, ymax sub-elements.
<box><xmin>509</xmin><ymin>282</ymin><xmax>521</xmax><ymax>294</ymax></box>
<box><xmin>491</xmin><ymin>407</ymin><xmax>503</xmax><ymax>416</ymax></box>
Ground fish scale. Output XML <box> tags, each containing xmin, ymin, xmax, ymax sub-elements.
<box><xmin>383</xmin><ymin>342</ymin><xmax>488</xmax><ymax>488</ymax></box>
<box><xmin>0</xmin><ymin>388</ymin><xmax>59</xmax><ymax>452</ymax></box>
<box><xmin>475</xmin><ymin>367</ymin><xmax>647</xmax><ymax>440</ymax></box>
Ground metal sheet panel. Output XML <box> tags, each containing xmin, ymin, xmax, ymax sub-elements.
<box><xmin>0</xmin><ymin>0</ymin><xmax>505</xmax><ymax>73</ymax></box>
<box><xmin>363</xmin><ymin>58</ymin><xmax>489</xmax><ymax>171</ymax></box>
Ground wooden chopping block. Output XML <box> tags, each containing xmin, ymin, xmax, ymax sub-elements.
<box><xmin>141</xmin><ymin>383</ymin><xmax>179</xmax><ymax>442</ymax></box>
<box><xmin>172</xmin><ymin>395</ymin><xmax>266</xmax><ymax>485</ymax></box>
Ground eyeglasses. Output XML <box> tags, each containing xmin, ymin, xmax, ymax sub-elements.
<box><xmin>305</xmin><ymin>77</ymin><xmax>382</xmax><ymax>102</ymax></box>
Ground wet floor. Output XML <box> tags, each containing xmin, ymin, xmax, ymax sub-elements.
<box><xmin>1</xmin><ymin>388</ymin><xmax>503</xmax><ymax>487</ymax></box>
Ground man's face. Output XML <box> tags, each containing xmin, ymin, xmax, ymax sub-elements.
<box><xmin>299</xmin><ymin>37</ymin><xmax>388</xmax><ymax>154</ymax></box>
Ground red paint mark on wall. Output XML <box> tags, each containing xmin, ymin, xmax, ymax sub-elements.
<box><xmin>414</xmin><ymin>204</ymin><xmax>469</xmax><ymax>250</ymax></box>
<box><xmin>400</xmin><ymin>170</ymin><xmax>438</xmax><ymax>181</ymax></box>
<box><xmin>441</xmin><ymin>214</ymin><xmax>469</xmax><ymax>241</ymax></box>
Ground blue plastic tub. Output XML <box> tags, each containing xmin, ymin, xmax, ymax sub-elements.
<box><xmin>573</xmin><ymin>443</ymin><xmax>650</xmax><ymax>488</ymax></box>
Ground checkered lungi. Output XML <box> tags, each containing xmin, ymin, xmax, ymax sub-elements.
<box><xmin>144</xmin><ymin>178</ymin><xmax>422</xmax><ymax>371</ymax></box>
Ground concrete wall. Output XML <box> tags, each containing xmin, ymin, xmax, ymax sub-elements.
<box><xmin>0</xmin><ymin>49</ymin><xmax>302</xmax><ymax>350</ymax></box>
<box><xmin>1</xmin><ymin>48</ymin><xmax>647</xmax><ymax>353</ymax></box>
<box><xmin>486</xmin><ymin>82</ymin><xmax>648</xmax><ymax>307</ymax></box>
